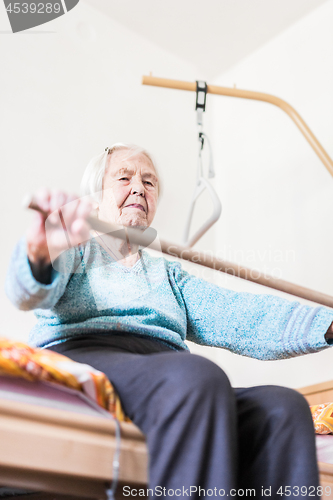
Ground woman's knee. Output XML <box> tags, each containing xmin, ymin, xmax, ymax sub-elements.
<box><xmin>251</xmin><ymin>385</ymin><xmax>313</xmax><ymax>429</ymax></box>
<box><xmin>132</xmin><ymin>353</ymin><xmax>234</xmax><ymax>433</ymax></box>
<box><xmin>267</xmin><ymin>386</ymin><xmax>309</xmax><ymax>411</ymax></box>
<box><xmin>164</xmin><ymin>353</ymin><xmax>232</xmax><ymax>400</ymax></box>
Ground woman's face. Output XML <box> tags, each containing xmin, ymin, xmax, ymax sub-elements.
<box><xmin>98</xmin><ymin>149</ymin><xmax>159</xmax><ymax>228</ymax></box>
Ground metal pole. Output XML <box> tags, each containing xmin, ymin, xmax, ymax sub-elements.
<box><xmin>142</xmin><ymin>75</ymin><xmax>333</xmax><ymax>178</ymax></box>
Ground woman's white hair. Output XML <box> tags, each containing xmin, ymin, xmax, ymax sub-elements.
<box><xmin>80</xmin><ymin>143</ymin><xmax>161</xmax><ymax>204</ymax></box>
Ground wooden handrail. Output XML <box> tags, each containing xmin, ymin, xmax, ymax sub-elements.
<box><xmin>142</xmin><ymin>75</ymin><xmax>333</xmax><ymax>178</ymax></box>
<box><xmin>160</xmin><ymin>240</ymin><xmax>333</xmax><ymax>308</ymax></box>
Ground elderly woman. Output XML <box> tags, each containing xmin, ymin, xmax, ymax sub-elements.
<box><xmin>6</xmin><ymin>143</ymin><xmax>333</xmax><ymax>499</ymax></box>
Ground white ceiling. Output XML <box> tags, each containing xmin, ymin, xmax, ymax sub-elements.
<box><xmin>84</xmin><ymin>0</ymin><xmax>329</xmax><ymax>78</ymax></box>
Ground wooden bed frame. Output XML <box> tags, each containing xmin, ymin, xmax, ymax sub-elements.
<box><xmin>0</xmin><ymin>396</ymin><xmax>148</xmax><ymax>499</ymax></box>
<box><xmin>1</xmin><ymin>380</ymin><xmax>333</xmax><ymax>499</ymax></box>
<box><xmin>298</xmin><ymin>381</ymin><xmax>333</xmax><ymax>495</ymax></box>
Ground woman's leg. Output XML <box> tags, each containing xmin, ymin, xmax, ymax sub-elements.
<box><xmin>51</xmin><ymin>343</ymin><xmax>238</xmax><ymax>498</ymax></box>
<box><xmin>235</xmin><ymin>385</ymin><xmax>319</xmax><ymax>499</ymax></box>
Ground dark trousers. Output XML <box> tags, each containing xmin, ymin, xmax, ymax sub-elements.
<box><xmin>51</xmin><ymin>335</ymin><xmax>319</xmax><ymax>499</ymax></box>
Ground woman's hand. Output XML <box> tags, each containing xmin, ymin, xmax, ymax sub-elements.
<box><xmin>26</xmin><ymin>188</ymin><xmax>92</xmax><ymax>268</ymax></box>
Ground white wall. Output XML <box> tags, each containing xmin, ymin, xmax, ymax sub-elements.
<box><xmin>202</xmin><ymin>0</ymin><xmax>333</xmax><ymax>388</ymax></box>
<box><xmin>0</xmin><ymin>1</ymin><xmax>203</xmax><ymax>340</ymax></box>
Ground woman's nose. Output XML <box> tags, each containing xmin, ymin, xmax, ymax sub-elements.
<box><xmin>131</xmin><ymin>179</ymin><xmax>145</xmax><ymax>196</ymax></box>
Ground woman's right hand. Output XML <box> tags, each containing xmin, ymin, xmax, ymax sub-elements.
<box><xmin>26</xmin><ymin>188</ymin><xmax>92</xmax><ymax>267</ymax></box>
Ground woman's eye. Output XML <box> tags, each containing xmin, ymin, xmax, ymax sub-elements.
<box><xmin>144</xmin><ymin>181</ymin><xmax>153</xmax><ymax>186</ymax></box>
<box><xmin>119</xmin><ymin>177</ymin><xmax>129</xmax><ymax>181</ymax></box>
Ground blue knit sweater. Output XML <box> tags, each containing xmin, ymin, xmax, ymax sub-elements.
<box><xmin>5</xmin><ymin>236</ymin><xmax>333</xmax><ymax>359</ymax></box>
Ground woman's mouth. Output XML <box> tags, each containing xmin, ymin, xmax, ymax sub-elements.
<box><xmin>125</xmin><ymin>204</ymin><xmax>145</xmax><ymax>212</ymax></box>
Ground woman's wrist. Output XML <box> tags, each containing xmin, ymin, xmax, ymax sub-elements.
<box><xmin>28</xmin><ymin>260</ymin><xmax>52</xmax><ymax>285</ymax></box>
<box><xmin>27</xmin><ymin>242</ymin><xmax>52</xmax><ymax>284</ymax></box>
<box><xmin>324</xmin><ymin>322</ymin><xmax>333</xmax><ymax>344</ymax></box>
<box><xmin>27</xmin><ymin>240</ymin><xmax>51</xmax><ymax>265</ymax></box>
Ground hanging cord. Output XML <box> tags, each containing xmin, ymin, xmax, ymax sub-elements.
<box><xmin>105</xmin><ymin>417</ymin><xmax>121</xmax><ymax>500</ymax></box>
<box><xmin>196</xmin><ymin>81</ymin><xmax>207</xmax><ymax>180</ymax></box>
<box><xmin>197</xmin><ymin>132</ymin><xmax>215</xmax><ymax>180</ymax></box>
<box><xmin>195</xmin><ymin>82</ymin><xmax>215</xmax><ymax>180</ymax></box>
<box><xmin>195</xmin><ymin>80</ymin><xmax>207</xmax><ymax>130</ymax></box>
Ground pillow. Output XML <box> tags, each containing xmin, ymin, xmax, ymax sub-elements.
<box><xmin>310</xmin><ymin>403</ymin><xmax>333</xmax><ymax>434</ymax></box>
<box><xmin>0</xmin><ymin>338</ymin><xmax>127</xmax><ymax>421</ymax></box>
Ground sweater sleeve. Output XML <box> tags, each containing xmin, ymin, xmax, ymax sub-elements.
<box><xmin>5</xmin><ymin>237</ymin><xmax>77</xmax><ymax>311</ymax></box>
<box><xmin>171</xmin><ymin>261</ymin><xmax>333</xmax><ymax>360</ymax></box>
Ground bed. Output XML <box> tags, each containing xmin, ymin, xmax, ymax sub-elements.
<box><xmin>1</xmin><ymin>375</ymin><xmax>333</xmax><ymax>499</ymax></box>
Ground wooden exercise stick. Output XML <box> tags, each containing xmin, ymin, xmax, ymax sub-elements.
<box><xmin>23</xmin><ymin>194</ymin><xmax>333</xmax><ymax>308</ymax></box>
<box><xmin>22</xmin><ymin>194</ymin><xmax>159</xmax><ymax>250</ymax></box>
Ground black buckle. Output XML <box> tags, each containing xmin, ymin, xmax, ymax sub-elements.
<box><xmin>199</xmin><ymin>132</ymin><xmax>204</xmax><ymax>150</ymax></box>
<box><xmin>195</xmin><ymin>81</ymin><xmax>207</xmax><ymax>112</ymax></box>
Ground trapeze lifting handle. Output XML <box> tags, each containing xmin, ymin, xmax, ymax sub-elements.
<box><xmin>182</xmin><ymin>177</ymin><xmax>222</xmax><ymax>248</ymax></box>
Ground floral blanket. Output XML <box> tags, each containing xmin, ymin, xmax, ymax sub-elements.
<box><xmin>0</xmin><ymin>338</ymin><xmax>127</xmax><ymax>421</ymax></box>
